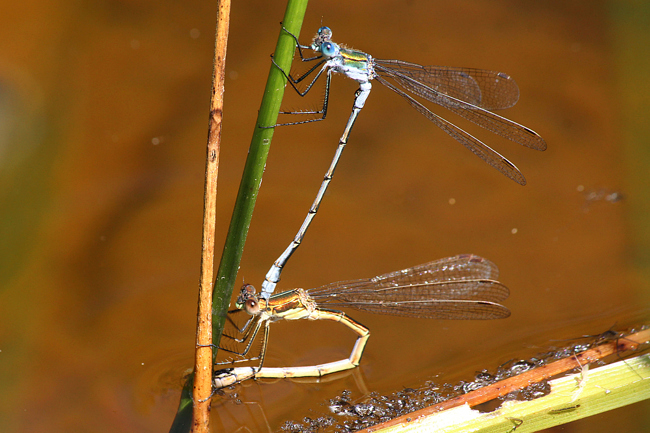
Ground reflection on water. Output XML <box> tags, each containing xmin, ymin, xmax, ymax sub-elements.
<box><xmin>1</xmin><ymin>0</ymin><xmax>649</xmax><ymax>432</ymax></box>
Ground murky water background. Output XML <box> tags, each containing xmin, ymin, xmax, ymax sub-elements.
<box><xmin>1</xmin><ymin>1</ymin><xmax>649</xmax><ymax>432</ymax></box>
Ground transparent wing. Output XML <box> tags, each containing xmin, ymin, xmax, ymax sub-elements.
<box><xmin>374</xmin><ymin>60</ymin><xmax>520</xmax><ymax>110</ymax></box>
<box><xmin>374</xmin><ymin>61</ymin><xmax>546</xmax><ymax>152</ymax></box>
<box><xmin>308</xmin><ymin>254</ymin><xmax>510</xmax><ymax>320</ymax></box>
<box><xmin>375</xmin><ymin>74</ymin><xmax>527</xmax><ymax>185</ymax></box>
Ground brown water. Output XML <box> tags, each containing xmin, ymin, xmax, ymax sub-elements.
<box><xmin>1</xmin><ymin>1</ymin><xmax>649</xmax><ymax>432</ymax></box>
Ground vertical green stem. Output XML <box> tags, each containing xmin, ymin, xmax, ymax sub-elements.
<box><xmin>211</xmin><ymin>0</ymin><xmax>310</xmax><ymax>356</ymax></box>
<box><xmin>169</xmin><ymin>2</ymin><xmax>309</xmax><ymax>432</ymax></box>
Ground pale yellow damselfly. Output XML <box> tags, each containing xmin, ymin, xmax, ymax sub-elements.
<box><xmin>215</xmin><ymin>254</ymin><xmax>510</xmax><ymax>388</ymax></box>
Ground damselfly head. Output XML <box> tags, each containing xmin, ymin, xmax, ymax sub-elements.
<box><xmin>311</xmin><ymin>26</ymin><xmax>333</xmax><ymax>51</ymax></box>
<box><xmin>235</xmin><ymin>284</ymin><xmax>263</xmax><ymax>315</ymax></box>
<box><xmin>236</xmin><ymin>284</ymin><xmax>257</xmax><ymax>307</ymax></box>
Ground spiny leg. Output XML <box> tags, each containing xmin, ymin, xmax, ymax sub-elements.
<box><xmin>215</xmin><ymin>315</ymin><xmax>265</xmax><ymax>365</ymax></box>
<box><xmin>213</xmin><ymin>321</ymin><xmax>272</xmax><ymax>388</ymax></box>
<box><xmin>265</xmin><ymin>26</ymin><xmax>332</xmax><ymax>127</ymax></box>
<box><xmin>267</xmin><ymin>56</ymin><xmax>331</xmax><ymax>127</ymax></box>
<box><xmin>248</xmin><ymin>308</ymin><xmax>370</xmax><ymax>379</ymax></box>
<box><xmin>280</xmin><ymin>25</ymin><xmax>321</xmax><ymax>61</ymax></box>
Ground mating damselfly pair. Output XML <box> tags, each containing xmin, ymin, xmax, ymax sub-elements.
<box><xmin>214</xmin><ymin>25</ymin><xmax>544</xmax><ymax>387</ymax></box>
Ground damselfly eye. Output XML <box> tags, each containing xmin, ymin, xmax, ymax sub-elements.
<box><xmin>245</xmin><ymin>299</ymin><xmax>260</xmax><ymax>315</ymax></box>
<box><xmin>317</xmin><ymin>26</ymin><xmax>332</xmax><ymax>38</ymax></box>
<box><xmin>321</xmin><ymin>42</ymin><xmax>338</xmax><ymax>57</ymax></box>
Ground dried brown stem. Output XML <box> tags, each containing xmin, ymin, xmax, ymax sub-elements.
<box><xmin>192</xmin><ymin>0</ymin><xmax>231</xmax><ymax>431</ymax></box>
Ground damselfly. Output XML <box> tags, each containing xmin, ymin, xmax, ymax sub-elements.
<box><xmin>215</xmin><ymin>254</ymin><xmax>510</xmax><ymax>388</ymax></box>
<box><xmin>259</xmin><ymin>27</ymin><xmax>545</xmax><ymax>300</ymax></box>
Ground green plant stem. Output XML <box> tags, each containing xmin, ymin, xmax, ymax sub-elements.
<box><xmin>212</xmin><ymin>0</ymin><xmax>309</xmax><ymax>359</ymax></box>
<box><xmin>169</xmin><ymin>2</ymin><xmax>309</xmax><ymax>432</ymax></box>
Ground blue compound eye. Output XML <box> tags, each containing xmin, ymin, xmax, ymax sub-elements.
<box><xmin>317</xmin><ymin>26</ymin><xmax>332</xmax><ymax>37</ymax></box>
<box><xmin>321</xmin><ymin>42</ymin><xmax>339</xmax><ymax>57</ymax></box>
